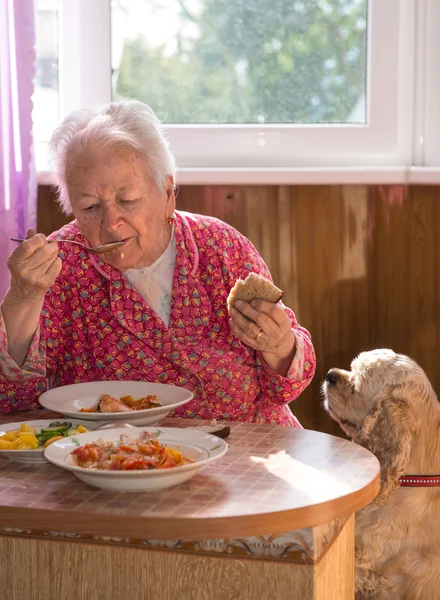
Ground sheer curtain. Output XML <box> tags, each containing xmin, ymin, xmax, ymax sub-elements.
<box><xmin>0</xmin><ymin>0</ymin><xmax>37</xmax><ymax>301</ymax></box>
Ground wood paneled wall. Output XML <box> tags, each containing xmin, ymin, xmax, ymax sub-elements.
<box><xmin>37</xmin><ymin>184</ymin><xmax>440</xmax><ymax>437</ymax></box>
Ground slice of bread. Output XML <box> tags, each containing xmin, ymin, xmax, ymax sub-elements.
<box><xmin>227</xmin><ymin>272</ymin><xmax>283</xmax><ymax>311</ymax></box>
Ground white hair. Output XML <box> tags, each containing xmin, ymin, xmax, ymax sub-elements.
<box><xmin>48</xmin><ymin>100</ymin><xmax>177</xmax><ymax>215</ymax></box>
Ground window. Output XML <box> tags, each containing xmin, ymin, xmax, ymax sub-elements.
<box><xmin>33</xmin><ymin>0</ymin><xmax>440</xmax><ymax>183</ymax></box>
<box><xmin>111</xmin><ymin>0</ymin><xmax>367</xmax><ymax>125</ymax></box>
<box><xmin>33</xmin><ymin>0</ymin><xmax>59</xmax><ymax>170</ymax></box>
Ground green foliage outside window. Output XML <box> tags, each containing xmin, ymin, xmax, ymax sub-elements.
<box><xmin>113</xmin><ymin>0</ymin><xmax>367</xmax><ymax>124</ymax></box>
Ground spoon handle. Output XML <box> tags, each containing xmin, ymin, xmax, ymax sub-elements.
<box><xmin>10</xmin><ymin>237</ymin><xmax>59</xmax><ymax>244</ymax></box>
<box><xmin>10</xmin><ymin>237</ymin><xmax>123</xmax><ymax>255</ymax></box>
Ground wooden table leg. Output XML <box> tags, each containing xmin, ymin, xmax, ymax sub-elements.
<box><xmin>0</xmin><ymin>515</ymin><xmax>354</xmax><ymax>600</ymax></box>
<box><xmin>313</xmin><ymin>512</ymin><xmax>355</xmax><ymax>599</ymax></box>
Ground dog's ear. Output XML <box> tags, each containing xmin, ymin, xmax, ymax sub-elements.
<box><xmin>358</xmin><ymin>397</ymin><xmax>419</xmax><ymax>505</ymax></box>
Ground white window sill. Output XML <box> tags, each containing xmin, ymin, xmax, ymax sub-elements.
<box><xmin>37</xmin><ymin>166</ymin><xmax>440</xmax><ymax>187</ymax></box>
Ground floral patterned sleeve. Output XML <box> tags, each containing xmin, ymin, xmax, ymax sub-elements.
<box><xmin>254</xmin><ymin>303</ymin><xmax>316</xmax><ymax>405</ymax></box>
<box><xmin>225</xmin><ymin>230</ymin><xmax>316</xmax><ymax>406</ymax></box>
<box><xmin>0</xmin><ymin>295</ymin><xmax>61</xmax><ymax>413</ymax></box>
<box><xmin>0</xmin><ymin>309</ymin><xmax>46</xmax><ymax>380</ymax></box>
<box><xmin>286</xmin><ymin>318</ymin><xmax>312</xmax><ymax>381</ymax></box>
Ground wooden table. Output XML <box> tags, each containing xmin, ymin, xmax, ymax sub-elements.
<box><xmin>0</xmin><ymin>411</ymin><xmax>380</xmax><ymax>600</ymax></box>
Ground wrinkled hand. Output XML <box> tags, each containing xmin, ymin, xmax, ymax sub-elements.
<box><xmin>7</xmin><ymin>228</ymin><xmax>62</xmax><ymax>303</ymax></box>
<box><xmin>229</xmin><ymin>299</ymin><xmax>295</xmax><ymax>360</ymax></box>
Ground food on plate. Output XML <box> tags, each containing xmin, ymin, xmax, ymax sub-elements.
<box><xmin>0</xmin><ymin>421</ymin><xmax>89</xmax><ymax>450</ymax></box>
<box><xmin>71</xmin><ymin>431</ymin><xmax>193</xmax><ymax>471</ymax></box>
<box><xmin>84</xmin><ymin>394</ymin><xmax>132</xmax><ymax>413</ymax></box>
<box><xmin>43</xmin><ymin>435</ymin><xmax>65</xmax><ymax>448</ymax></box>
<box><xmin>79</xmin><ymin>393</ymin><xmax>161</xmax><ymax>413</ymax></box>
<box><xmin>227</xmin><ymin>272</ymin><xmax>283</xmax><ymax>312</ymax></box>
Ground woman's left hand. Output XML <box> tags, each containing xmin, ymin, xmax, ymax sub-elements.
<box><xmin>229</xmin><ymin>299</ymin><xmax>296</xmax><ymax>375</ymax></box>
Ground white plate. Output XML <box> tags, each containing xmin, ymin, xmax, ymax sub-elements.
<box><xmin>39</xmin><ymin>381</ymin><xmax>193</xmax><ymax>426</ymax></box>
<box><xmin>44</xmin><ymin>427</ymin><xmax>228</xmax><ymax>492</ymax></box>
<box><xmin>0</xmin><ymin>419</ymin><xmax>98</xmax><ymax>464</ymax></box>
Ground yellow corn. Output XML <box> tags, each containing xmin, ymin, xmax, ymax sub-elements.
<box><xmin>0</xmin><ymin>430</ymin><xmax>20</xmax><ymax>442</ymax></box>
<box><xmin>16</xmin><ymin>433</ymin><xmax>39</xmax><ymax>449</ymax></box>
<box><xmin>20</xmin><ymin>423</ymin><xmax>37</xmax><ymax>434</ymax></box>
<box><xmin>11</xmin><ymin>438</ymin><xmax>28</xmax><ymax>450</ymax></box>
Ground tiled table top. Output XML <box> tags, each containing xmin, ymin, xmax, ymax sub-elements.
<box><xmin>0</xmin><ymin>410</ymin><xmax>380</xmax><ymax>540</ymax></box>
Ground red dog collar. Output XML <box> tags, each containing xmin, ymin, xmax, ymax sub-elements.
<box><xmin>400</xmin><ymin>475</ymin><xmax>440</xmax><ymax>487</ymax></box>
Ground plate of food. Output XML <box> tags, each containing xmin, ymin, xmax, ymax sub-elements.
<box><xmin>38</xmin><ymin>381</ymin><xmax>194</xmax><ymax>426</ymax></box>
<box><xmin>0</xmin><ymin>419</ymin><xmax>97</xmax><ymax>463</ymax></box>
<box><xmin>44</xmin><ymin>427</ymin><xmax>228</xmax><ymax>492</ymax></box>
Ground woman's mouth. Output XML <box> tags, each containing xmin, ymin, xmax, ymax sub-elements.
<box><xmin>104</xmin><ymin>236</ymin><xmax>133</xmax><ymax>249</ymax></box>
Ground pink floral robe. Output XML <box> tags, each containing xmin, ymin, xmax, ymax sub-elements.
<box><xmin>0</xmin><ymin>211</ymin><xmax>316</xmax><ymax>425</ymax></box>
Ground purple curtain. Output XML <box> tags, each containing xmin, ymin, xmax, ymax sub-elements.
<box><xmin>0</xmin><ymin>0</ymin><xmax>37</xmax><ymax>301</ymax></box>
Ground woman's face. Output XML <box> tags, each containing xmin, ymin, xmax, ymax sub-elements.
<box><xmin>67</xmin><ymin>144</ymin><xmax>175</xmax><ymax>270</ymax></box>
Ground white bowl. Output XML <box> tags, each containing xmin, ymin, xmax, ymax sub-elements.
<box><xmin>39</xmin><ymin>381</ymin><xmax>193</xmax><ymax>426</ymax></box>
<box><xmin>44</xmin><ymin>427</ymin><xmax>228</xmax><ymax>492</ymax></box>
<box><xmin>0</xmin><ymin>419</ymin><xmax>98</xmax><ymax>463</ymax></box>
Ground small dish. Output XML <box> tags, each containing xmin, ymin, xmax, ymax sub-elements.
<box><xmin>0</xmin><ymin>419</ymin><xmax>97</xmax><ymax>463</ymax></box>
<box><xmin>44</xmin><ymin>427</ymin><xmax>228</xmax><ymax>491</ymax></box>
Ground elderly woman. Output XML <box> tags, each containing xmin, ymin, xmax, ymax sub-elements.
<box><xmin>0</xmin><ymin>101</ymin><xmax>315</xmax><ymax>426</ymax></box>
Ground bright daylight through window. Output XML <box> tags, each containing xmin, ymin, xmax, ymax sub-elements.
<box><xmin>33</xmin><ymin>0</ymin><xmax>58</xmax><ymax>145</ymax></box>
<box><xmin>110</xmin><ymin>0</ymin><xmax>367</xmax><ymax>125</ymax></box>
<box><xmin>32</xmin><ymin>0</ymin><xmax>440</xmax><ymax>182</ymax></box>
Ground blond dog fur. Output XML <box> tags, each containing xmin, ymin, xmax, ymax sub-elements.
<box><xmin>322</xmin><ymin>349</ymin><xmax>440</xmax><ymax>600</ymax></box>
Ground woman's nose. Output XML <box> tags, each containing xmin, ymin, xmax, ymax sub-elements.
<box><xmin>326</xmin><ymin>369</ymin><xmax>339</xmax><ymax>385</ymax></box>
<box><xmin>102</xmin><ymin>204</ymin><xmax>123</xmax><ymax>230</ymax></box>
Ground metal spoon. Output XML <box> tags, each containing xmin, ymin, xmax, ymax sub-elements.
<box><xmin>95</xmin><ymin>422</ymin><xmax>138</xmax><ymax>431</ymax></box>
<box><xmin>10</xmin><ymin>238</ymin><xmax>125</xmax><ymax>255</ymax></box>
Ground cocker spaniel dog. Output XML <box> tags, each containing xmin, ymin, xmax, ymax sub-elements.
<box><xmin>322</xmin><ymin>349</ymin><xmax>440</xmax><ymax>600</ymax></box>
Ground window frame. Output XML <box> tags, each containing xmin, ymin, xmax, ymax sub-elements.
<box><xmin>413</xmin><ymin>0</ymin><xmax>440</xmax><ymax>167</ymax></box>
<box><xmin>35</xmin><ymin>0</ymin><xmax>440</xmax><ymax>184</ymax></box>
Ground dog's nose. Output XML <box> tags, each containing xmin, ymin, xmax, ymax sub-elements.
<box><xmin>326</xmin><ymin>369</ymin><xmax>339</xmax><ymax>385</ymax></box>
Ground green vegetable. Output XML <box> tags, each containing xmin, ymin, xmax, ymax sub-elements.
<box><xmin>35</xmin><ymin>430</ymin><xmax>68</xmax><ymax>444</ymax></box>
<box><xmin>41</xmin><ymin>422</ymin><xmax>71</xmax><ymax>434</ymax></box>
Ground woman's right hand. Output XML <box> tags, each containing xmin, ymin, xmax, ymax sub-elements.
<box><xmin>7</xmin><ymin>228</ymin><xmax>62</xmax><ymax>303</ymax></box>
